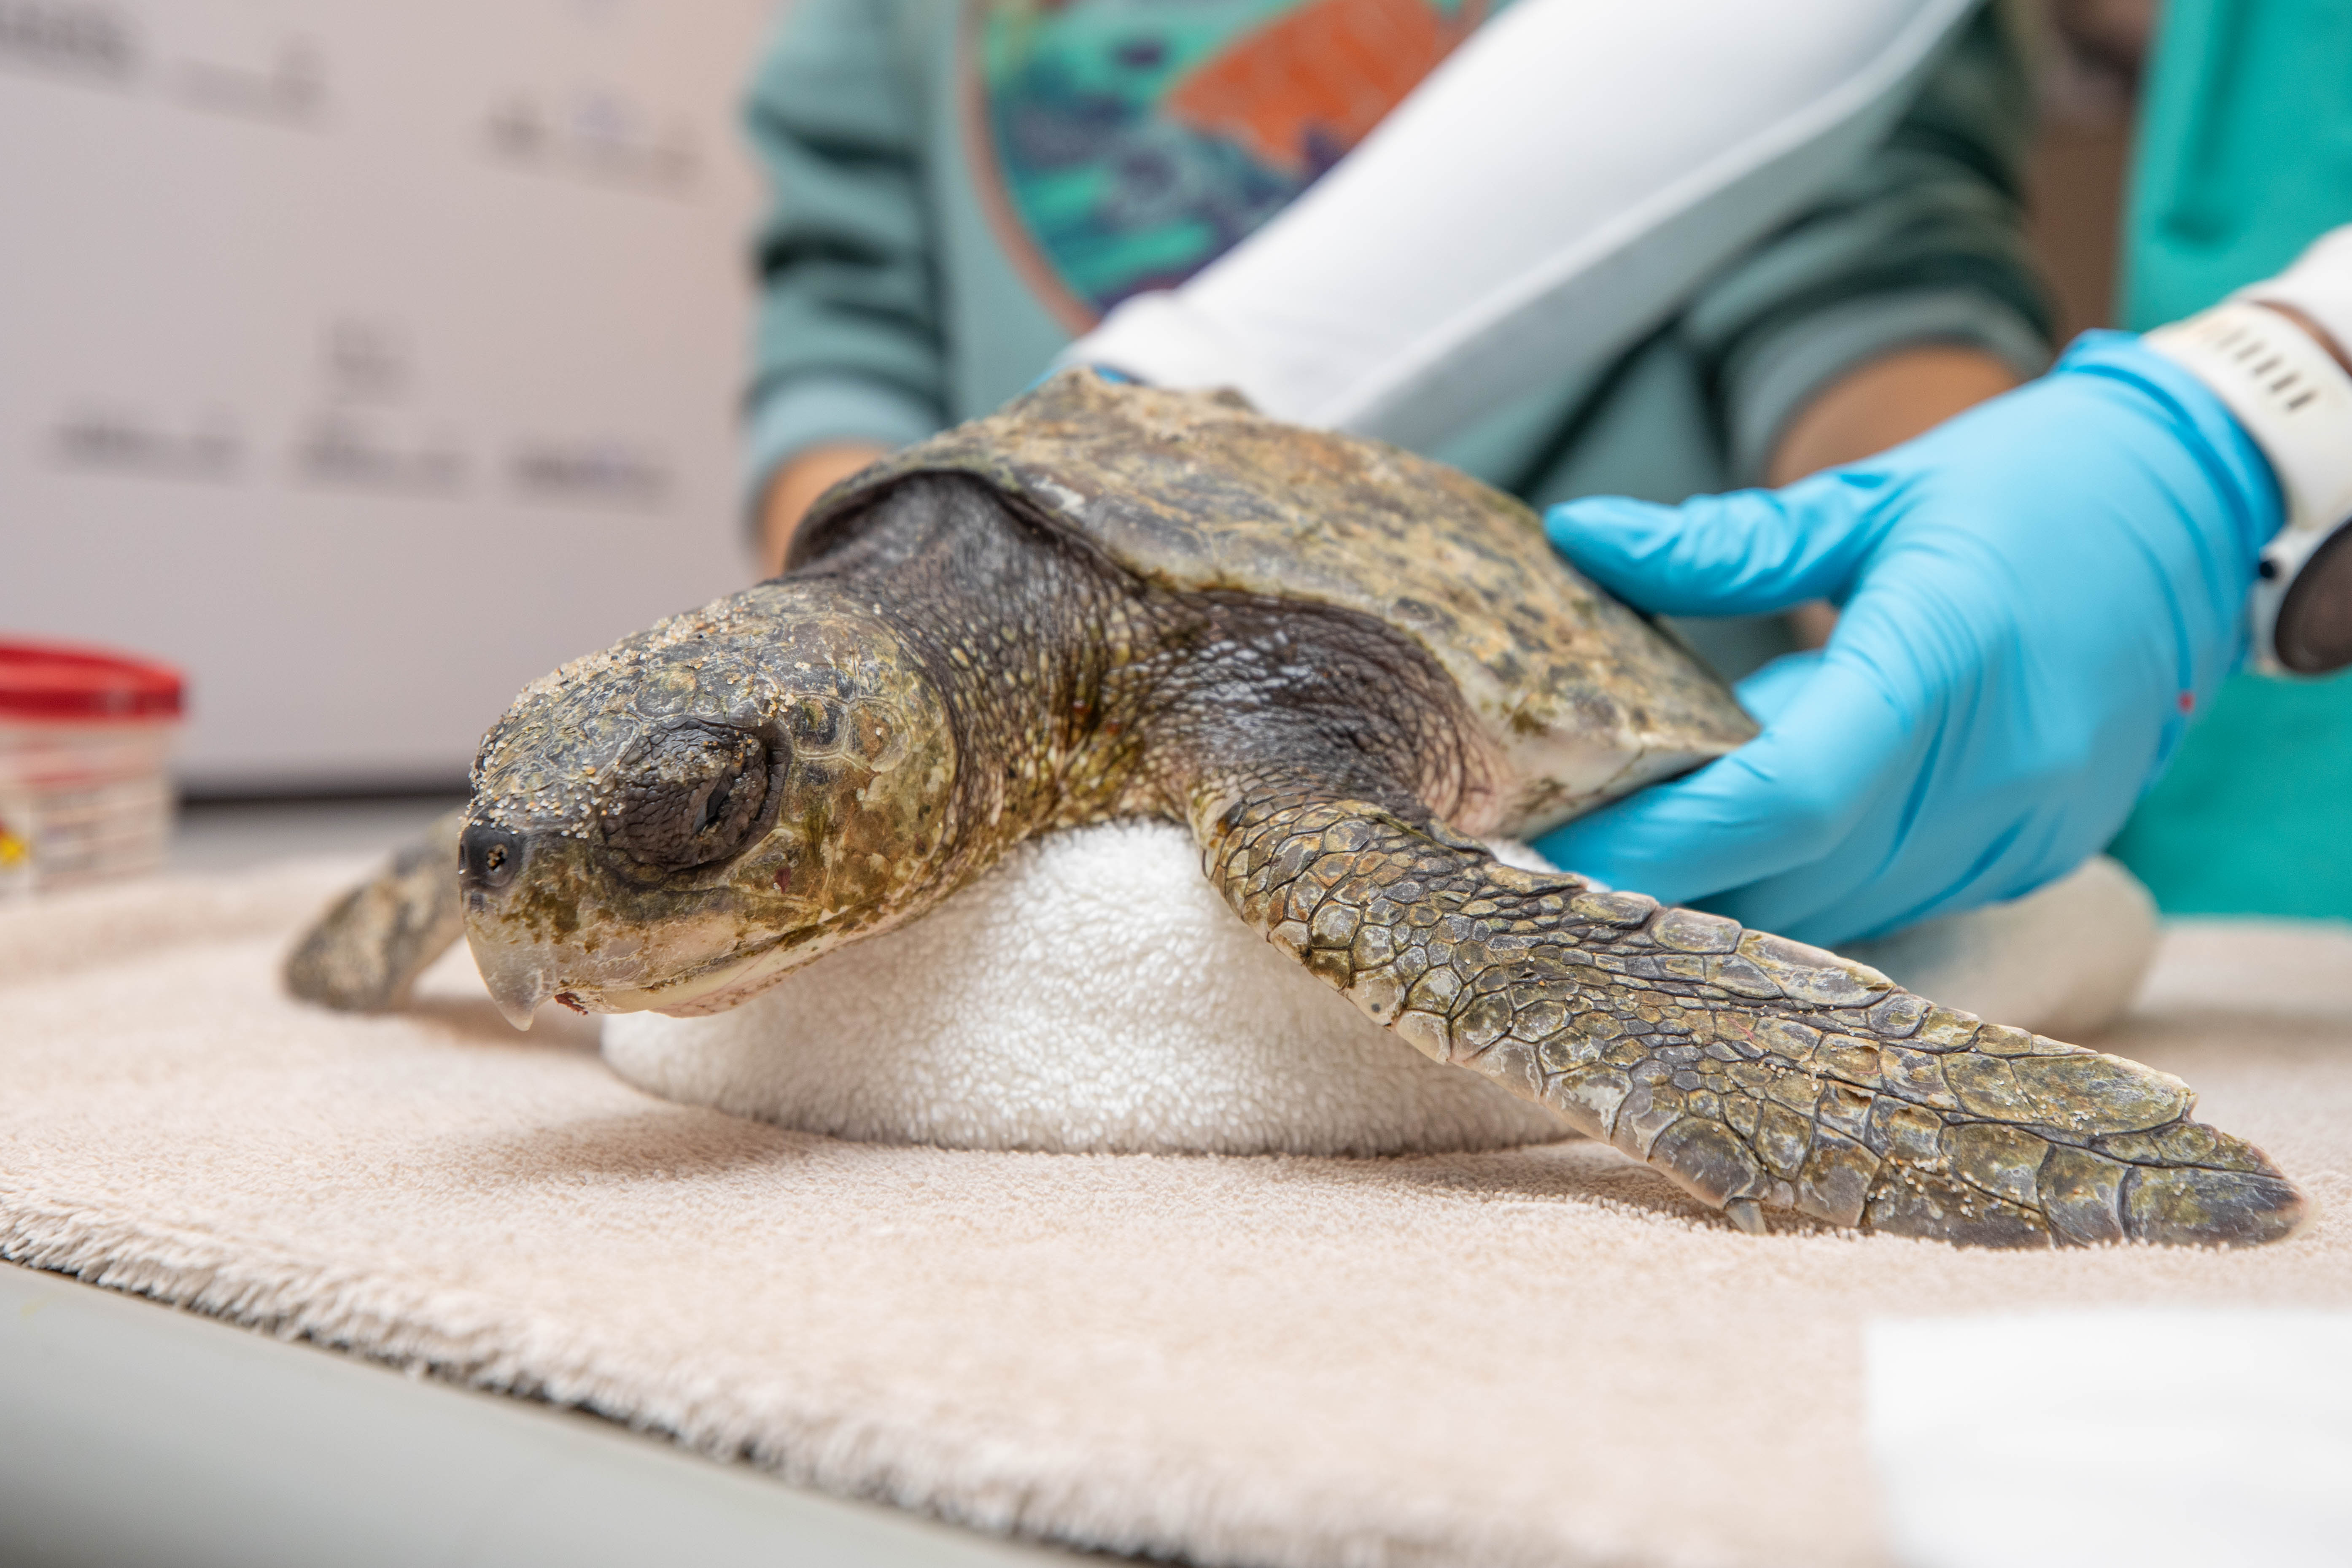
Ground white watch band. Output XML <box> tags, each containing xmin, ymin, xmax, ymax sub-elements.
<box><xmin>2145</xmin><ymin>298</ymin><xmax>2352</xmax><ymax>673</ymax></box>
<box><xmin>2143</xmin><ymin>300</ymin><xmax>2352</xmax><ymax>537</ymax></box>
<box><xmin>2242</xmin><ymin>226</ymin><xmax>2352</xmax><ymax>370</ymax></box>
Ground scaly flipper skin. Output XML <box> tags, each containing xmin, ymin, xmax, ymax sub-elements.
<box><xmin>1191</xmin><ymin>784</ymin><xmax>2306</xmax><ymax>1248</ymax></box>
<box><xmin>284</xmin><ymin>808</ymin><xmax>467</xmax><ymax>1012</ymax></box>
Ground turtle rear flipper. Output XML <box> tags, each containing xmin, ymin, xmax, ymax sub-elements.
<box><xmin>1190</xmin><ymin>782</ymin><xmax>2305</xmax><ymax>1249</ymax></box>
<box><xmin>284</xmin><ymin>808</ymin><xmax>467</xmax><ymax>1012</ymax></box>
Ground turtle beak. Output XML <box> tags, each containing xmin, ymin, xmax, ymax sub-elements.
<box><xmin>452</xmin><ymin>813</ymin><xmax>758</xmax><ymax>1028</ymax></box>
<box><xmin>472</xmin><ymin>938</ymin><xmax>556</xmax><ymax>1031</ymax></box>
<box><xmin>456</xmin><ymin>820</ymin><xmax>557</xmax><ymax>1030</ymax></box>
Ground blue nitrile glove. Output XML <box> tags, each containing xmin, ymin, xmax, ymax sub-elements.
<box><xmin>1026</xmin><ymin>364</ymin><xmax>1139</xmax><ymax>391</ymax></box>
<box><xmin>1533</xmin><ymin>332</ymin><xmax>2284</xmax><ymax>947</ymax></box>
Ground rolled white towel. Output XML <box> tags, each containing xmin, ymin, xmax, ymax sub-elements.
<box><xmin>602</xmin><ymin>819</ymin><xmax>1568</xmax><ymax>1155</ymax></box>
<box><xmin>1842</xmin><ymin>856</ymin><xmax>2158</xmax><ymax>1045</ymax></box>
<box><xmin>603</xmin><ymin>824</ymin><xmax>2156</xmax><ymax>1154</ymax></box>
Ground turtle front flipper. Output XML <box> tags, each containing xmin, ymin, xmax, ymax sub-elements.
<box><xmin>284</xmin><ymin>808</ymin><xmax>468</xmax><ymax>1012</ymax></box>
<box><xmin>1190</xmin><ymin>784</ymin><xmax>2305</xmax><ymax>1248</ymax></box>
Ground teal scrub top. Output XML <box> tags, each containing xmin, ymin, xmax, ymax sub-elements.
<box><xmin>2108</xmin><ymin>0</ymin><xmax>2352</xmax><ymax>919</ymax></box>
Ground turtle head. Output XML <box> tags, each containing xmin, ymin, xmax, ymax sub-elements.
<box><xmin>457</xmin><ymin>585</ymin><xmax>957</xmax><ymax>1029</ymax></box>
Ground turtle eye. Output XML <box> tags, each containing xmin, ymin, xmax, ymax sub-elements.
<box><xmin>601</xmin><ymin>724</ymin><xmax>771</xmax><ymax>870</ymax></box>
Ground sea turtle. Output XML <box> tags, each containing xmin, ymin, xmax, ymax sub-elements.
<box><xmin>288</xmin><ymin>369</ymin><xmax>2304</xmax><ymax>1248</ymax></box>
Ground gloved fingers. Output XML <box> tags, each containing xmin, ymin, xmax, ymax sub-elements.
<box><xmin>1533</xmin><ymin>652</ymin><xmax>1916</xmax><ymax>909</ymax></box>
<box><xmin>1542</xmin><ymin>473</ymin><xmax>1880</xmax><ymax>618</ymax></box>
<box><xmin>1704</xmin><ymin>688</ymin><xmax>2161</xmax><ymax>946</ymax></box>
<box><xmin>1023</xmin><ymin>363</ymin><xmax>1139</xmax><ymax>392</ymax></box>
<box><xmin>1715</xmin><ymin>793</ymin><xmax>2074</xmax><ymax>949</ymax></box>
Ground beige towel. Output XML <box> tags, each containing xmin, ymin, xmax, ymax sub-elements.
<box><xmin>2</xmin><ymin>864</ymin><xmax>2345</xmax><ymax>1568</ymax></box>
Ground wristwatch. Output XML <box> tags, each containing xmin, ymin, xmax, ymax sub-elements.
<box><xmin>2145</xmin><ymin>227</ymin><xmax>2352</xmax><ymax>674</ymax></box>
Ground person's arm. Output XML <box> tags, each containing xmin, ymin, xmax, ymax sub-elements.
<box><xmin>1764</xmin><ymin>343</ymin><xmax>2022</xmax><ymax>645</ymax></box>
<box><xmin>1535</xmin><ymin>227</ymin><xmax>2352</xmax><ymax>947</ymax></box>
<box><xmin>1765</xmin><ymin>346</ymin><xmax>2022</xmax><ymax>485</ymax></box>
<box><xmin>741</xmin><ymin>0</ymin><xmax>942</xmax><ymax>572</ymax></box>
<box><xmin>757</xmin><ymin>442</ymin><xmax>888</xmax><ymax>578</ymax></box>
<box><xmin>1686</xmin><ymin>3</ymin><xmax>2042</xmax><ymax>643</ymax></box>
<box><xmin>1066</xmin><ymin>0</ymin><xmax>1981</xmax><ymax>448</ymax></box>
<box><xmin>1678</xmin><ymin>0</ymin><xmax>2049</xmax><ymax>485</ymax></box>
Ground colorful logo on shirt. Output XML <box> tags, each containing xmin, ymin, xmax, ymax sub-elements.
<box><xmin>970</xmin><ymin>0</ymin><xmax>1487</xmax><ymax>326</ymax></box>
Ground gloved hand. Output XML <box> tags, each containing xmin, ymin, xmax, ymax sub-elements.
<box><xmin>1534</xmin><ymin>332</ymin><xmax>2283</xmax><ymax>947</ymax></box>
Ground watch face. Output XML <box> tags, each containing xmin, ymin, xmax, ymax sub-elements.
<box><xmin>2275</xmin><ymin>520</ymin><xmax>2352</xmax><ymax>674</ymax></box>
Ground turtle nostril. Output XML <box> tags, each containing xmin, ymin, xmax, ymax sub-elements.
<box><xmin>458</xmin><ymin>824</ymin><xmax>525</xmax><ymax>891</ymax></box>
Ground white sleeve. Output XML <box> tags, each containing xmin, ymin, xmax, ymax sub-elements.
<box><xmin>1064</xmin><ymin>0</ymin><xmax>1980</xmax><ymax>450</ymax></box>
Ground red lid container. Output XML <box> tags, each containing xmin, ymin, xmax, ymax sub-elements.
<box><xmin>0</xmin><ymin>640</ymin><xmax>185</xmax><ymax>723</ymax></box>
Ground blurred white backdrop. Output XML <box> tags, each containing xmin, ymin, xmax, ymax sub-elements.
<box><xmin>0</xmin><ymin>0</ymin><xmax>777</xmax><ymax>792</ymax></box>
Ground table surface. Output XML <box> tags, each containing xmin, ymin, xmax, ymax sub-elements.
<box><xmin>0</xmin><ymin>1262</ymin><xmax>1077</xmax><ymax>1568</ymax></box>
<box><xmin>26</xmin><ymin>808</ymin><xmax>1087</xmax><ymax>1565</ymax></box>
